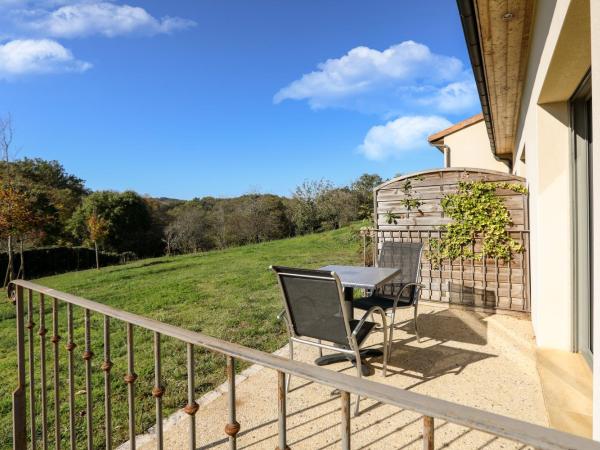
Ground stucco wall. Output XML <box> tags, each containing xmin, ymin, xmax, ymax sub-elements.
<box><xmin>513</xmin><ymin>0</ymin><xmax>591</xmax><ymax>354</ymax></box>
<box><xmin>442</xmin><ymin>121</ymin><xmax>509</xmax><ymax>172</ymax></box>
<box><xmin>533</xmin><ymin>102</ymin><xmax>573</xmax><ymax>349</ymax></box>
<box><xmin>589</xmin><ymin>0</ymin><xmax>600</xmax><ymax>440</ymax></box>
<box><xmin>448</xmin><ymin>0</ymin><xmax>597</xmax><ymax>436</ymax></box>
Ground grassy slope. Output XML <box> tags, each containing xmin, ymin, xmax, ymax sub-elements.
<box><xmin>0</xmin><ymin>224</ymin><xmax>363</xmax><ymax>448</ymax></box>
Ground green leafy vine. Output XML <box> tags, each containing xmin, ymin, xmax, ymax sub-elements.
<box><xmin>428</xmin><ymin>181</ymin><xmax>528</xmax><ymax>267</ymax></box>
<box><xmin>385</xmin><ymin>177</ymin><xmax>423</xmax><ymax>224</ymax></box>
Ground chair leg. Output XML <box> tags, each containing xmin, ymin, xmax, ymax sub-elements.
<box><xmin>353</xmin><ymin>349</ymin><xmax>363</xmax><ymax>417</ymax></box>
<box><xmin>380</xmin><ymin>312</ymin><xmax>388</xmax><ymax>377</ymax></box>
<box><xmin>414</xmin><ymin>304</ymin><xmax>421</xmax><ymax>343</ymax></box>
<box><xmin>387</xmin><ymin>312</ymin><xmax>396</xmax><ymax>359</ymax></box>
<box><xmin>286</xmin><ymin>339</ymin><xmax>293</xmax><ymax>393</ymax></box>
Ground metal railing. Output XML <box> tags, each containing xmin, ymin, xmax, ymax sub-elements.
<box><xmin>10</xmin><ymin>279</ymin><xmax>599</xmax><ymax>450</ymax></box>
<box><xmin>361</xmin><ymin>227</ymin><xmax>531</xmax><ymax>312</ymax></box>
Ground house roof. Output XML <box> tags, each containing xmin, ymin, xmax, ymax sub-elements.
<box><xmin>427</xmin><ymin>113</ymin><xmax>484</xmax><ymax>145</ymax></box>
<box><xmin>456</xmin><ymin>0</ymin><xmax>535</xmax><ymax>160</ymax></box>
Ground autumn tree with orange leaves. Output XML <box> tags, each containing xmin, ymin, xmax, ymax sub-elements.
<box><xmin>0</xmin><ymin>114</ymin><xmax>47</xmax><ymax>285</ymax></box>
<box><xmin>0</xmin><ymin>185</ymin><xmax>38</xmax><ymax>285</ymax></box>
<box><xmin>87</xmin><ymin>212</ymin><xmax>109</xmax><ymax>269</ymax></box>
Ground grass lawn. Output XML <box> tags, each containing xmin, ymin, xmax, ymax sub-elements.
<box><xmin>0</xmin><ymin>224</ymin><xmax>364</xmax><ymax>448</ymax></box>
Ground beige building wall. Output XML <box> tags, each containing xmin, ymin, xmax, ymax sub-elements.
<box><xmin>514</xmin><ymin>154</ymin><xmax>527</xmax><ymax>178</ymax></box>
<box><xmin>445</xmin><ymin>0</ymin><xmax>598</xmax><ymax>437</ymax></box>
<box><xmin>589</xmin><ymin>0</ymin><xmax>600</xmax><ymax>440</ymax></box>
<box><xmin>441</xmin><ymin>120</ymin><xmax>509</xmax><ymax>172</ymax></box>
<box><xmin>512</xmin><ymin>0</ymin><xmax>590</xmax><ymax>355</ymax></box>
<box><xmin>435</xmin><ymin>1</ymin><xmax>592</xmax><ymax>355</ymax></box>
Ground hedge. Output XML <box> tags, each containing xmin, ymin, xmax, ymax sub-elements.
<box><xmin>1</xmin><ymin>246</ymin><xmax>121</xmax><ymax>279</ymax></box>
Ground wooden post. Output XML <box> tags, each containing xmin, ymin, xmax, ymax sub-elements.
<box><xmin>13</xmin><ymin>285</ymin><xmax>26</xmax><ymax>450</ymax></box>
<box><xmin>276</xmin><ymin>371</ymin><xmax>289</xmax><ymax>450</ymax></box>
<box><xmin>423</xmin><ymin>416</ymin><xmax>434</xmax><ymax>450</ymax></box>
<box><xmin>362</xmin><ymin>233</ymin><xmax>367</xmax><ymax>267</ymax></box>
<box><xmin>372</xmin><ymin>229</ymin><xmax>377</xmax><ymax>267</ymax></box>
<box><xmin>340</xmin><ymin>391</ymin><xmax>351</xmax><ymax>450</ymax></box>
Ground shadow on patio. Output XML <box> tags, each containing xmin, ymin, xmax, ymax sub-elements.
<box><xmin>402</xmin><ymin>307</ymin><xmax>491</xmax><ymax>345</ymax></box>
<box><xmin>135</xmin><ymin>304</ymin><xmax>545</xmax><ymax>450</ymax></box>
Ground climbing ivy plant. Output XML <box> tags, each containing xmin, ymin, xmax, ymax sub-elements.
<box><xmin>429</xmin><ymin>180</ymin><xmax>528</xmax><ymax>267</ymax></box>
<box><xmin>385</xmin><ymin>177</ymin><xmax>423</xmax><ymax>224</ymax></box>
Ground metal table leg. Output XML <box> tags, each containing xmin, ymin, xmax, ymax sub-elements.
<box><xmin>314</xmin><ymin>287</ymin><xmax>382</xmax><ymax>376</ymax></box>
<box><xmin>344</xmin><ymin>286</ymin><xmax>354</xmax><ymax>319</ymax></box>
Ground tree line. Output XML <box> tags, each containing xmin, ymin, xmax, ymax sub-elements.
<box><xmin>0</xmin><ymin>153</ymin><xmax>384</xmax><ymax>284</ymax></box>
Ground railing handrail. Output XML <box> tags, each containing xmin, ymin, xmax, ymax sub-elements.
<box><xmin>10</xmin><ymin>279</ymin><xmax>599</xmax><ymax>450</ymax></box>
<box><xmin>363</xmin><ymin>226</ymin><xmax>531</xmax><ymax>233</ymax></box>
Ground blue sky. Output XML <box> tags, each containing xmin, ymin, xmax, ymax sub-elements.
<box><xmin>0</xmin><ymin>1</ymin><xmax>480</xmax><ymax>199</ymax></box>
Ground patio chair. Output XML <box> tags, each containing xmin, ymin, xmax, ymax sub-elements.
<box><xmin>271</xmin><ymin>265</ymin><xmax>388</xmax><ymax>416</ymax></box>
<box><xmin>354</xmin><ymin>241</ymin><xmax>424</xmax><ymax>354</ymax></box>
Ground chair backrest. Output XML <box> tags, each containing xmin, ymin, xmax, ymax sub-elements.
<box><xmin>377</xmin><ymin>241</ymin><xmax>423</xmax><ymax>300</ymax></box>
<box><xmin>271</xmin><ymin>266</ymin><xmax>351</xmax><ymax>346</ymax></box>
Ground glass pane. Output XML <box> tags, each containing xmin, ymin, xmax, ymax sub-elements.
<box><xmin>587</xmin><ymin>97</ymin><xmax>593</xmax><ymax>353</ymax></box>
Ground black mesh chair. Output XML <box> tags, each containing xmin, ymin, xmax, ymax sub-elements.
<box><xmin>271</xmin><ymin>265</ymin><xmax>388</xmax><ymax>416</ymax></box>
<box><xmin>354</xmin><ymin>242</ymin><xmax>424</xmax><ymax>354</ymax></box>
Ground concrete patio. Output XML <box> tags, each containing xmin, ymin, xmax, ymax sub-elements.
<box><xmin>131</xmin><ymin>303</ymin><xmax>547</xmax><ymax>449</ymax></box>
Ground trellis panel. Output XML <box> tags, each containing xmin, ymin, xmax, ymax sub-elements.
<box><xmin>372</xmin><ymin>168</ymin><xmax>529</xmax><ymax>312</ymax></box>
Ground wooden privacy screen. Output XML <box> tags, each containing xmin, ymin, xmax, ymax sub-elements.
<box><xmin>372</xmin><ymin>168</ymin><xmax>530</xmax><ymax>312</ymax></box>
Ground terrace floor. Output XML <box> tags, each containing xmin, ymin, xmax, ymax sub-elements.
<box><xmin>130</xmin><ymin>303</ymin><xmax>548</xmax><ymax>449</ymax></box>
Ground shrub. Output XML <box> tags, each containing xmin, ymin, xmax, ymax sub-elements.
<box><xmin>1</xmin><ymin>246</ymin><xmax>120</xmax><ymax>279</ymax></box>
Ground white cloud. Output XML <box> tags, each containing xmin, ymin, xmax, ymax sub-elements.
<box><xmin>0</xmin><ymin>38</ymin><xmax>91</xmax><ymax>78</ymax></box>
<box><xmin>0</xmin><ymin>2</ymin><xmax>196</xmax><ymax>79</ymax></box>
<box><xmin>418</xmin><ymin>80</ymin><xmax>479</xmax><ymax>113</ymax></box>
<box><xmin>20</xmin><ymin>2</ymin><xmax>196</xmax><ymax>38</ymax></box>
<box><xmin>358</xmin><ymin>115</ymin><xmax>451</xmax><ymax>160</ymax></box>
<box><xmin>274</xmin><ymin>41</ymin><xmax>477</xmax><ymax>116</ymax></box>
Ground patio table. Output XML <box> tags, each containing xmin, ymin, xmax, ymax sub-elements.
<box><xmin>315</xmin><ymin>265</ymin><xmax>401</xmax><ymax>374</ymax></box>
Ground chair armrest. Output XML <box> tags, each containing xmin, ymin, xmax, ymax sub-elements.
<box><xmin>394</xmin><ymin>283</ymin><xmax>424</xmax><ymax>308</ymax></box>
<box><xmin>352</xmin><ymin>305</ymin><xmax>386</xmax><ymax>337</ymax></box>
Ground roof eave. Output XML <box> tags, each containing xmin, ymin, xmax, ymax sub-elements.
<box><xmin>427</xmin><ymin>113</ymin><xmax>484</xmax><ymax>144</ymax></box>
<box><xmin>456</xmin><ymin>0</ymin><xmax>498</xmax><ymax>156</ymax></box>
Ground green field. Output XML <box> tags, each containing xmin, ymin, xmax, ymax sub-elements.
<box><xmin>0</xmin><ymin>224</ymin><xmax>364</xmax><ymax>448</ymax></box>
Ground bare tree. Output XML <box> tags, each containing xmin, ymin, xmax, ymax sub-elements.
<box><xmin>0</xmin><ymin>114</ymin><xmax>13</xmax><ymax>167</ymax></box>
<box><xmin>212</xmin><ymin>203</ymin><xmax>227</xmax><ymax>249</ymax></box>
<box><xmin>241</xmin><ymin>195</ymin><xmax>290</xmax><ymax>243</ymax></box>
<box><xmin>166</xmin><ymin>207</ymin><xmax>211</xmax><ymax>254</ymax></box>
<box><xmin>1</xmin><ymin>114</ymin><xmax>15</xmax><ymax>286</ymax></box>
<box><xmin>162</xmin><ymin>226</ymin><xmax>177</xmax><ymax>256</ymax></box>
